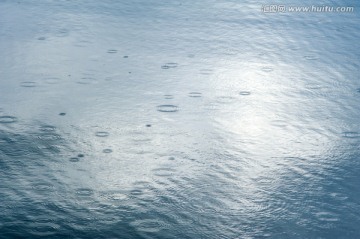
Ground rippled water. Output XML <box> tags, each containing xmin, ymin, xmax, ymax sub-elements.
<box><xmin>1</xmin><ymin>0</ymin><xmax>360</xmax><ymax>238</ymax></box>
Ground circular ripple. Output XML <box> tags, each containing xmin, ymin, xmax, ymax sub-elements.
<box><xmin>188</xmin><ymin>92</ymin><xmax>202</xmax><ymax>98</ymax></box>
<box><xmin>216</xmin><ymin>96</ymin><xmax>236</xmax><ymax>104</ymax></box>
<box><xmin>76</xmin><ymin>188</ymin><xmax>94</xmax><ymax>197</ymax></box>
<box><xmin>39</xmin><ymin>125</ymin><xmax>56</xmax><ymax>132</ymax></box>
<box><xmin>20</xmin><ymin>81</ymin><xmax>37</xmax><ymax>87</ymax></box>
<box><xmin>76</xmin><ymin>77</ymin><xmax>97</xmax><ymax>85</ymax></box>
<box><xmin>130</xmin><ymin>189</ymin><xmax>143</xmax><ymax>196</ymax></box>
<box><xmin>44</xmin><ymin>77</ymin><xmax>61</xmax><ymax>84</ymax></box>
<box><xmin>0</xmin><ymin>116</ymin><xmax>18</xmax><ymax>124</ymax></box>
<box><xmin>157</xmin><ymin>105</ymin><xmax>178</xmax><ymax>113</ymax></box>
<box><xmin>74</xmin><ymin>39</ymin><xmax>92</xmax><ymax>48</ymax></box>
<box><xmin>102</xmin><ymin>149</ymin><xmax>113</xmax><ymax>153</ymax></box>
<box><xmin>239</xmin><ymin>91</ymin><xmax>251</xmax><ymax>96</ymax></box>
<box><xmin>161</xmin><ymin>63</ymin><xmax>178</xmax><ymax>69</ymax></box>
<box><xmin>95</xmin><ymin>131</ymin><xmax>110</xmax><ymax>137</ymax></box>
<box><xmin>56</xmin><ymin>28</ymin><xmax>69</xmax><ymax>37</ymax></box>
<box><xmin>107</xmin><ymin>49</ymin><xmax>117</xmax><ymax>53</ymax></box>
<box><xmin>245</xmin><ymin>196</ymin><xmax>289</xmax><ymax>219</ymax></box>
<box><xmin>304</xmin><ymin>84</ymin><xmax>323</xmax><ymax>90</ymax></box>
<box><xmin>304</xmin><ymin>55</ymin><xmax>318</xmax><ymax>60</ymax></box>
<box><xmin>37</xmin><ymin>133</ymin><xmax>61</xmax><ymax>141</ymax></box>
<box><xmin>31</xmin><ymin>182</ymin><xmax>54</xmax><ymax>192</ymax></box>
<box><xmin>130</xmin><ymin>219</ymin><xmax>166</xmax><ymax>233</ymax></box>
<box><xmin>270</xmin><ymin>120</ymin><xmax>288</xmax><ymax>128</ymax></box>
<box><xmin>342</xmin><ymin>132</ymin><xmax>360</xmax><ymax>139</ymax></box>
<box><xmin>261</xmin><ymin>66</ymin><xmax>274</xmax><ymax>72</ymax></box>
<box><xmin>164</xmin><ymin>94</ymin><xmax>174</xmax><ymax>99</ymax></box>
<box><xmin>152</xmin><ymin>167</ymin><xmax>176</xmax><ymax>177</ymax></box>
<box><xmin>28</xmin><ymin>221</ymin><xmax>60</xmax><ymax>237</ymax></box>
<box><xmin>100</xmin><ymin>191</ymin><xmax>128</xmax><ymax>201</ymax></box>
<box><xmin>132</xmin><ymin>136</ymin><xmax>152</xmax><ymax>143</ymax></box>
<box><xmin>200</xmin><ymin>69</ymin><xmax>213</xmax><ymax>75</ymax></box>
<box><xmin>315</xmin><ymin>211</ymin><xmax>339</xmax><ymax>222</ymax></box>
<box><xmin>69</xmin><ymin>157</ymin><xmax>80</xmax><ymax>162</ymax></box>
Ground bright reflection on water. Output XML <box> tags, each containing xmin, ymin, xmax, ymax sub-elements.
<box><xmin>1</xmin><ymin>0</ymin><xmax>360</xmax><ymax>238</ymax></box>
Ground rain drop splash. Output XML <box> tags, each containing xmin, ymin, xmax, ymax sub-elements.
<box><xmin>39</xmin><ymin>125</ymin><xmax>56</xmax><ymax>132</ymax></box>
<box><xmin>130</xmin><ymin>219</ymin><xmax>166</xmax><ymax>233</ymax></box>
<box><xmin>102</xmin><ymin>149</ymin><xmax>113</xmax><ymax>153</ymax></box>
<box><xmin>315</xmin><ymin>211</ymin><xmax>339</xmax><ymax>222</ymax></box>
<box><xmin>31</xmin><ymin>182</ymin><xmax>54</xmax><ymax>192</ymax></box>
<box><xmin>188</xmin><ymin>92</ymin><xmax>202</xmax><ymax>98</ymax></box>
<box><xmin>304</xmin><ymin>84</ymin><xmax>323</xmax><ymax>90</ymax></box>
<box><xmin>164</xmin><ymin>94</ymin><xmax>174</xmax><ymax>99</ymax></box>
<box><xmin>76</xmin><ymin>77</ymin><xmax>97</xmax><ymax>85</ymax></box>
<box><xmin>152</xmin><ymin>167</ymin><xmax>176</xmax><ymax>177</ymax></box>
<box><xmin>239</xmin><ymin>91</ymin><xmax>251</xmax><ymax>96</ymax></box>
<box><xmin>342</xmin><ymin>132</ymin><xmax>360</xmax><ymax>139</ymax></box>
<box><xmin>304</xmin><ymin>55</ymin><xmax>318</xmax><ymax>60</ymax></box>
<box><xmin>0</xmin><ymin>116</ymin><xmax>18</xmax><ymax>124</ymax></box>
<box><xmin>95</xmin><ymin>131</ymin><xmax>110</xmax><ymax>137</ymax></box>
<box><xmin>157</xmin><ymin>105</ymin><xmax>179</xmax><ymax>113</ymax></box>
<box><xmin>161</xmin><ymin>63</ymin><xmax>178</xmax><ymax>69</ymax></box>
<box><xmin>44</xmin><ymin>77</ymin><xmax>61</xmax><ymax>85</ymax></box>
<box><xmin>69</xmin><ymin>157</ymin><xmax>80</xmax><ymax>162</ymax></box>
<box><xmin>20</xmin><ymin>81</ymin><xmax>37</xmax><ymax>87</ymax></box>
<box><xmin>216</xmin><ymin>96</ymin><xmax>237</xmax><ymax>104</ymax></box>
<box><xmin>200</xmin><ymin>69</ymin><xmax>213</xmax><ymax>75</ymax></box>
<box><xmin>130</xmin><ymin>189</ymin><xmax>143</xmax><ymax>196</ymax></box>
<box><xmin>261</xmin><ymin>66</ymin><xmax>274</xmax><ymax>72</ymax></box>
<box><xmin>76</xmin><ymin>188</ymin><xmax>94</xmax><ymax>197</ymax></box>
<box><xmin>100</xmin><ymin>191</ymin><xmax>128</xmax><ymax>201</ymax></box>
<box><xmin>28</xmin><ymin>220</ymin><xmax>60</xmax><ymax>237</ymax></box>
<box><xmin>270</xmin><ymin>120</ymin><xmax>288</xmax><ymax>128</ymax></box>
<box><xmin>56</xmin><ymin>28</ymin><xmax>69</xmax><ymax>37</ymax></box>
<box><xmin>37</xmin><ymin>133</ymin><xmax>61</xmax><ymax>141</ymax></box>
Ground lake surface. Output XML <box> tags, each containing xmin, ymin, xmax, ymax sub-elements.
<box><xmin>1</xmin><ymin>0</ymin><xmax>360</xmax><ymax>238</ymax></box>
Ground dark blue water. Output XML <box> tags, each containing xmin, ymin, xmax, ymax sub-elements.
<box><xmin>1</xmin><ymin>0</ymin><xmax>360</xmax><ymax>238</ymax></box>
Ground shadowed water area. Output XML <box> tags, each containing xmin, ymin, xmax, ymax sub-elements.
<box><xmin>1</xmin><ymin>0</ymin><xmax>360</xmax><ymax>238</ymax></box>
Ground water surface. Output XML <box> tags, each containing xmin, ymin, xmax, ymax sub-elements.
<box><xmin>1</xmin><ymin>0</ymin><xmax>360</xmax><ymax>238</ymax></box>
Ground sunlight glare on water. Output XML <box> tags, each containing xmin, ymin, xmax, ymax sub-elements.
<box><xmin>0</xmin><ymin>0</ymin><xmax>360</xmax><ymax>238</ymax></box>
